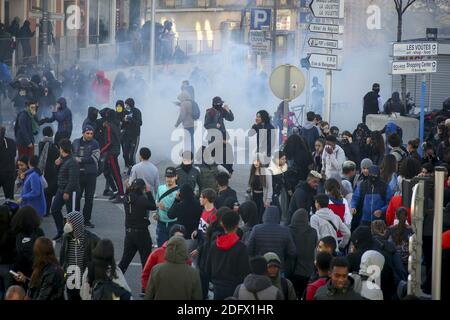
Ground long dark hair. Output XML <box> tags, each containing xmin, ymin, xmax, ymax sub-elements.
<box><xmin>371</xmin><ymin>131</ymin><xmax>385</xmax><ymax>155</ymax></box>
<box><xmin>11</xmin><ymin>206</ymin><xmax>41</xmax><ymax>236</ymax></box>
<box><xmin>87</xmin><ymin>239</ymin><xmax>117</xmax><ymax>286</ymax></box>
<box><xmin>248</xmin><ymin>160</ymin><xmax>266</xmax><ymax>190</ymax></box>
<box><xmin>392</xmin><ymin>207</ymin><xmax>408</xmax><ymax>245</ymax></box>
<box><xmin>257</xmin><ymin>110</ymin><xmax>270</xmax><ymax>124</ymax></box>
<box><xmin>324</xmin><ymin>178</ymin><xmax>342</xmax><ymax>200</ymax></box>
<box><xmin>380</xmin><ymin>154</ymin><xmax>397</xmax><ymax>183</ymax></box>
<box><xmin>30</xmin><ymin>237</ymin><xmax>62</xmax><ymax>288</ymax></box>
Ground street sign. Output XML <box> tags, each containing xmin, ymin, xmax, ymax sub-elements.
<box><xmin>392</xmin><ymin>60</ymin><xmax>437</xmax><ymax>75</ymax></box>
<box><xmin>309</xmin><ymin>0</ymin><xmax>345</xmax><ymax>19</ymax></box>
<box><xmin>269</xmin><ymin>64</ymin><xmax>305</xmax><ymax>101</ymax></box>
<box><xmin>249</xmin><ymin>30</ymin><xmax>271</xmax><ymax>55</ymax></box>
<box><xmin>393</xmin><ymin>42</ymin><xmax>438</xmax><ymax>57</ymax></box>
<box><xmin>28</xmin><ymin>10</ymin><xmax>65</xmax><ymax>20</ymax></box>
<box><xmin>309</xmin><ymin>23</ymin><xmax>344</xmax><ymax>34</ymax></box>
<box><xmin>250</xmin><ymin>8</ymin><xmax>272</xmax><ymax>30</ymax></box>
<box><xmin>308</xmin><ymin>53</ymin><xmax>340</xmax><ymax>70</ymax></box>
<box><xmin>308</xmin><ymin>37</ymin><xmax>343</xmax><ymax>49</ymax></box>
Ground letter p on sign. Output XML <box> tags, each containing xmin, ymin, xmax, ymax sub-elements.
<box><xmin>251</xmin><ymin>8</ymin><xmax>271</xmax><ymax>30</ymax></box>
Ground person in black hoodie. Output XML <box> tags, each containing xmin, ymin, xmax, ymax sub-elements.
<box><xmin>0</xmin><ymin>205</ymin><xmax>15</xmax><ymax>300</ymax></box>
<box><xmin>206</xmin><ymin>209</ymin><xmax>250</xmax><ymax>300</ymax></box>
<box><xmin>101</xmin><ymin>108</ymin><xmax>124</xmax><ymax>203</ymax></box>
<box><xmin>118</xmin><ymin>179</ymin><xmax>156</xmax><ymax>274</ymax></box>
<box><xmin>287</xmin><ymin>209</ymin><xmax>318</xmax><ymax>298</ymax></box>
<box><xmin>301</xmin><ymin>111</ymin><xmax>320</xmax><ymax>152</ymax></box>
<box><xmin>287</xmin><ymin>171</ymin><xmax>321</xmax><ymax>224</ymax></box>
<box><xmin>82</xmin><ymin>106</ymin><xmax>99</xmax><ymax>134</ymax></box>
<box><xmin>121</xmin><ymin>98</ymin><xmax>143</xmax><ymax>175</ymax></box>
<box><xmin>347</xmin><ymin>226</ymin><xmax>373</xmax><ymax>273</ymax></box>
<box><xmin>38</xmin><ymin>126</ymin><xmax>59</xmax><ymax>217</ymax></box>
<box><xmin>42</xmin><ymin>97</ymin><xmax>72</xmax><ymax>145</ymax></box>
<box><xmin>283</xmin><ymin>134</ymin><xmax>314</xmax><ymax>182</ymax></box>
<box><xmin>238</xmin><ymin>201</ymin><xmax>259</xmax><ymax>243</ymax></box>
<box><xmin>362</xmin><ymin>83</ymin><xmax>381</xmax><ymax>124</ymax></box>
<box><xmin>0</xmin><ymin>126</ymin><xmax>17</xmax><ymax>200</ymax></box>
<box><xmin>167</xmin><ymin>184</ymin><xmax>202</xmax><ymax>240</ymax></box>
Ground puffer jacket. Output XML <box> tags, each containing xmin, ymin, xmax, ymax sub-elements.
<box><xmin>287</xmin><ymin>181</ymin><xmax>317</xmax><ymax>223</ymax></box>
<box><xmin>56</xmin><ymin>155</ymin><xmax>80</xmax><ymax>193</ymax></box>
<box><xmin>72</xmin><ymin>137</ymin><xmax>100</xmax><ymax>175</ymax></box>
<box><xmin>175</xmin><ymin>91</ymin><xmax>194</xmax><ymax>128</ymax></box>
<box><xmin>21</xmin><ymin>168</ymin><xmax>46</xmax><ymax>217</ymax></box>
<box><xmin>233</xmin><ymin>274</ymin><xmax>283</xmax><ymax>300</ymax></box>
<box><xmin>246</xmin><ymin>206</ymin><xmax>296</xmax><ymax>271</ymax></box>
<box><xmin>351</xmin><ymin>179</ymin><xmax>393</xmax><ymax>224</ymax></box>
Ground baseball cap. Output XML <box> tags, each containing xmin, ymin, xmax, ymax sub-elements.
<box><xmin>165</xmin><ymin>167</ymin><xmax>177</xmax><ymax>177</ymax></box>
<box><xmin>343</xmin><ymin>160</ymin><xmax>356</xmax><ymax>170</ymax></box>
<box><xmin>309</xmin><ymin>170</ymin><xmax>323</xmax><ymax>179</ymax></box>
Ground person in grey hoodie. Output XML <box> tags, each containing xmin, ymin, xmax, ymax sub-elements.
<box><xmin>287</xmin><ymin>209</ymin><xmax>318</xmax><ymax>297</ymax></box>
<box><xmin>310</xmin><ymin>194</ymin><xmax>351</xmax><ymax>251</ymax></box>
<box><xmin>301</xmin><ymin>111</ymin><xmax>320</xmax><ymax>152</ymax></box>
<box><xmin>175</xmin><ymin>91</ymin><xmax>195</xmax><ymax>153</ymax></box>
<box><xmin>264</xmin><ymin>252</ymin><xmax>297</xmax><ymax>300</ymax></box>
<box><xmin>350</xmin><ymin>250</ymin><xmax>385</xmax><ymax>300</ymax></box>
<box><xmin>233</xmin><ymin>256</ymin><xmax>283</xmax><ymax>300</ymax></box>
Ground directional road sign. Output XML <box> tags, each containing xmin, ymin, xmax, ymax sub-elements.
<box><xmin>391</xmin><ymin>60</ymin><xmax>437</xmax><ymax>75</ymax></box>
<box><xmin>309</xmin><ymin>23</ymin><xmax>344</xmax><ymax>34</ymax></box>
<box><xmin>308</xmin><ymin>53</ymin><xmax>340</xmax><ymax>70</ymax></box>
<box><xmin>309</xmin><ymin>0</ymin><xmax>345</xmax><ymax>19</ymax></box>
<box><xmin>308</xmin><ymin>37</ymin><xmax>343</xmax><ymax>50</ymax></box>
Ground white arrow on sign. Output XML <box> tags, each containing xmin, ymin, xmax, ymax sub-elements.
<box><xmin>308</xmin><ymin>53</ymin><xmax>340</xmax><ymax>70</ymax></box>
<box><xmin>308</xmin><ymin>37</ymin><xmax>343</xmax><ymax>50</ymax></box>
<box><xmin>393</xmin><ymin>42</ymin><xmax>438</xmax><ymax>57</ymax></box>
<box><xmin>309</xmin><ymin>23</ymin><xmax>344</xmax><ymax>34</ymax></box>
<box><xmin>392</xmin><ymin>60</ymin><xmax>437</xmax><ymax>75</ymax></box>
<box><xmin>309</xmin><ymin>0</ymin><xmax>345</xmax><ymax>19</ymax></box>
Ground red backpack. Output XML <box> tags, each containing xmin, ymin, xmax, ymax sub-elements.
<box><xmin>328</xmin><ymin>201</ymin><xmax>345</xmax><ymax>238</ymax></box>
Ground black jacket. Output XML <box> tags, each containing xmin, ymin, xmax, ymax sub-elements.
<box><xmin>246</xmin><ymin>206</ymin><xmax>297</xmax><ymax>271</ymax></box>
<box><xmin>14</xmin><ymin>228</ymin><xmax>45</xmax><ymax>278</ymax></box>
<box><xmin>363</xmin><ymin>91</ymin><xmax>379</xmax><ymax>117</ymax></box>
<box><xmin>204</xmin><ymin>106</ymin><xmax>234</xmax><ymax>140</ymax></box>
<box><xmin>122</xmin><ymin>107</ymin><xmax>142</xmax><ymax>138</ymax></box>
<box><xmin>0</xmin><ymin>136</ymin><xmax>16</xmax><ymax>175</ymax></box>
<box><xmin>168</xmin><ymin>195</ymin><xmax>202</xmax><ymax>239</ymax></box>
<box><xmin>0</xmin><ymin>228</ymin><xmax>15</xmax><ymax>265</ymax></box>
<box><xmin>57</xmin><ymin>155</ymin><xmax>80</xmax><ymax>193</ymax></box>
<box><xmin>60</xmin><ymin>230</ymin><xmax>99</xmax><ymax>272</ymax></box>
<box><xmin>72</xmin><ymin>137</ymin><xmax>100</xmax><ymax>175</ymax></box>
<box><xmin>238</xmin><ymin>201</ymin><xmax>259</xmax><ymax>243</ymax></box>
<box><xmin>101</xmin><ymin>122</ymin><xmax>121</xmax><ymax>156</ymax></box>
<box><xmin>38</xmin><ymin>139</ymin><xmax>59</xmax><ymax>187</ymax></box>
<box><xmin>28</xmin><ymin>263</ymin><xmax>64</xmax><ymax>300</ymax></box>
<box><xmin>342</xmin><ymin>141</ymin><xmax>360</xmax><ymax>167</ymax></box>
<box><xmin>124</xmin><ymin>191</ymin><xmax>156</xmax><ymax>229</ymax></box>
<box><xmin>215</xmin><ymin>187</ymin><xmax>238</xmax><ymax>210</ymax></box>
<box><xmin>82</xmin><ymin>107</ymin><xmax>99</xmax><ymax>133</ymax></box>
<box><xmin>251</xmin><ymin>122</ymin><xmax>275</xmax><ymax>156</ymax></box>
<box><xmin>314</xmin><ymin>277</ymin><xmax>364</xmax><ymax>300</ymax></box>
<box><xmin>288</xmin><ymin>181</ymin><xmax>317</xmax><ymax>224</ymax></box>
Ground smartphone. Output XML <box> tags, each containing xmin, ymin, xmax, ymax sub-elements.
<box><xmin>9</xmin><ymin>270</ymin><xmax>19</xmax><ymax>278</ymax></box>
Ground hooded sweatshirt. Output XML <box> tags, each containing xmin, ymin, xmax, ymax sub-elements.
<box><xmin>145</xmin><ymin>236</ymin><xmax>202</xmax><ymax>300</ymax></box>
<box><xmin>175</xmin><ymin>91</ymin><xmax>194</xmax><ymax>129</ymax></box>
<box><xmin>263</xmin><ymin>252</ymin><xmax>297</xmax><ymax>300</ymax></box>
<box><xmin>239</xmin><ymin>201</ymin><xmax>259</xmax><ymax>243</ymax></box>
<box><xmin>288</xmin><ymin>209</ymin><xmax>318</xmax><ymax>278</ymax></box>
<box><xmin>92</xmin><ymin>70</ymin><xmax>111</xmax><ymax>105</ymax></box>
<box><xmin>233</xmin><ymin>274</ymin><xmax>283</xmax><ymax>300</ymax></box>
<box><xmin>351</xmin><ymin>250</ymin><xmax>385</xmax><ymax>300</ymax></box>
<box><xmin>0</xmin><ymin>129</ymin><xmax>16</xmax><ymax>176</ymax></box>
<box><xmin>65</xmin><ymin>211</ymin><xmax>86</xmax><ymax>274</ymax></box>
<box><xmin>46</xmin><ymin>97</ymin><xmax>72</xmax><ymax>135</ymax></box>
<box><xmin>310</xmin><ymin>207</ymin><xmax>351</xmax><ymax>250</ymax></box>
<box><xmin>206</xmin><ymin>232</ymin><xmax>250</xmax><ymax>295</ymax></box>
<box><xmin>247</xmin><ymin>206</ymin><xmax>296</xmax><ymax>270</ymax></box>
<box><xmin>122</xmin><ymin>99</ymin><xmax>142</xmax><ymax>138</ymax></box>
<box><xmin>82</xmin><ymin>107</ymin><xmax>99</xmax><ymax>133</ymax></box>
<box><xmin>301</xmin><ymin>120</ymin><xmax>320</xmax><ymax>152</ymax></box>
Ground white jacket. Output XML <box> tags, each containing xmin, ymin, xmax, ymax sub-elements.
<box><xmin>321</xmin><ymin>144</ymin><xmax>346</xmax><ymax>180</ymax></box>
<box><xmin>310</xmin><ymin>207</ymin><xmax>351</xmax><ymax>249</ymax></box>
<box><xmin>80</xmin><ymin>267</ymin><xmax>133</xmax><ymax>300</ymax></box>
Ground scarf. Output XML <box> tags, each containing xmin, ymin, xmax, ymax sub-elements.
<box><xmin>27</xmin><ymin>109</ymin><xmax>39</xmax><ymax>135</ymax></box>
<box><xmin>38</xmin><ymin>137</ymin><xmax>53</xmax><ymax>175</ymax></box>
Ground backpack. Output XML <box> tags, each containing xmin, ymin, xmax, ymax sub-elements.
<box><xmin>91</xmin><ymin>280</ymin><xmax>132</xmax><ymax>300</ymax></box>
<box><xmin>191</xmin><ymin>101</ymin><xmax>200</xmax><ymax>120</ymax></box>
<box><xmin>280</xmin><ymin>277</ymin><xmax>289</xmax><ymax>300</ymax></box>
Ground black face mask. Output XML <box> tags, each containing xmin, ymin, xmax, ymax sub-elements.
<box><xmin>369</xmin><ymin>176</ymin><xmax>378</xmax><ymax>184</ymax></box>
<box><xmin>181</xmin><ymin>163</ymin><xmax>192</xmax><ymax>172</ymax></box>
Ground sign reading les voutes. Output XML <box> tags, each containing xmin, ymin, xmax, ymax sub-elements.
<box><xmin>393</xmin><ymin>42</ymin><xmax>438</xmax><ymax>57</ymax></box>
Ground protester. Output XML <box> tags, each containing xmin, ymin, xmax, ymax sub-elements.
<box><xmin>283</xmin><ymin>134</ymin><xmax>314</xmax><ymax>181</ymax></box>
<box><xmin>305</xmin><ymin>251</ymin><xmax>332</xmax><ymax>300</ymax></box>
<box><xmin>128</xmin><ymin>147</ymin><xmax>159</xmax><ymax>196</ymax></box>
<box><xmin>215</xmin><ymin>171</ymin><xmax>238</xmax><ymax>210</ymax></box>
<box><xmin>175</xmin><ymin>91</ymin><xmax>195</xmax><ymax>153</ymax></box>
<box><xmin>386</xmin><ymin>207</ymin><xmax>413</xmax><ymax>269</ymax></box>
<box><xmin>362</xmin><ymin>83</ymin><xmax>382</xmax><ymax>124</ymax></box>
<box><xmin>325</xmin><ymin>178</ymin><xmax>352</xmax><ymax>233</ymax></box>
<box><xmin>380</xmin><ymin>154</ymin><xmax>399</xmax><ymax>194</ymax></box>
<box><xmin>249</xmin><ymin>110</ymin><xmax>275</xmax><ymax>157</ymax></box>
<box><xmin>269</xmin><ymin>151</ymin><xmax>290</xmax><ymax>224</ymax></box>
<box><xmin>42</xmin><ymin>97</ymin><xmax>72</xmax><ymax>145</ymax></box>
<box><xmin>15</xmin><ymin>100</ymin><xmax>39</xmax><ymax>158</ymax></box>
<box><xmin>301</xmin><ymin>112</ymin><xmax>320</xmax><ymax>152</ymax></box>
<box><xmin>350</xmin><ymin>250</ymin><xmax>385</xmax><ymax>300</ymax></box>
<box><xmin>287</xmin><ymin>171</ymin><xmax>321</xmax><ymax>223</ymax></box>
<box><xmin>92</xmin><ymin>70</ymin><xmax>111</xmax><ymax>105</ymax></box>
<box><xmin>264</xmin><ymin>252</ymin><xmax>297</xmax><ymax>300</ymax></box>
<box><xmin>0</xmin><ymin>126</ymin><xmax>16</xmax><ymax>200</ymax></box>
<box><xmin>388</xmin><ymin>133</ymin><xmax>408</xmax><ymax>164</ymax></box>
<box><xmin>238</xmin><ymin>200</ymin><xmax>259</xmax><ymax>243</ymax></box>
<box><xmin>121</xmin><ymin>98</ymin><xmax>142</xmax><ymax>174</ymax></box>
<box><xmin>204</xmin><ymin>96</ymin><xmax>234</xmax><ymax>142</ymax></box>
<box><xmin>312</xmin><ymin>138</ymin><xmax>324</xmax><ymax>173</ymax></box>
<box><xmin>322</xmin><ymin>135</ymin><xmax>346</xmax><ymax>181</ymax></box>
<box><xmin>18</xmin><ymin>155</ymin><xmax>46</xmax><ymax>217</ymax></box>
<box><xmin>18</xmin><ymin>20</ymin><xmax>34</xmax><ymax>59</ymax></box>
<box><xmin>0</xmin><ymin>206</ymin><xmax>15</xmax><ymax>300</ymax></box>
<box><xmin>175</xmin><ymin>151</ymin><xmax>199</xmax><ymax>192</ymax></box>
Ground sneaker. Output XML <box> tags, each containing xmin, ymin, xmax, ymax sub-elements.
<box><xmin>103</xmin><ymin>190</ymin><xmax>114</xmax><ymax>197</ymax></box>
<box><xmin>109</xmin><ymin>192</ymin><xmax>118</xmax><ymax>200</ymax></box>
<box><xmin>85</xmin><ymin>221</ymin><xmax>95</xmax><ymax>228</ymax></box>
<box><xmin>111</xmin><ymin>195</ymin><xmax>124</xmax><ymax>203</ymax></box>
<box><xmin>52</xmin><ymin>233</ymin><xmax>62</xmax><ymax>241</ymax></box>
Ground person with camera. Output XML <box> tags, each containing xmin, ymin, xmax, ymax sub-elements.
<box><xmin>340</xmin><ymin>131</ymin><xmax>360</xmax><ymax>167</ymax></box>
<box><xmin>121</xmin><ymin>98</ymin><xmax>142</xmax><ymax>176</ymax></box>
<box><xmin>321</xmin><ymin>135</ymin><xmax>346</xmax><ymax>181</ymax></box>
<box><xmin>41</xmin><ymin>97</ymin><xmax>72</xmax><ymax>146</ymax></box>
<box><xmin>204</xmin><ymin>96</ymin><xmax>234</xmax><ymax>144</ymax></box>
<box><xmin>118</xmin><ymin>178</ymin><xmax>156</xmax><ymax>275</ymax></box>
<box><xmin>72</xmin><ymin>125</ymin><xmax>100</xmax><ymax>228</ymax></box>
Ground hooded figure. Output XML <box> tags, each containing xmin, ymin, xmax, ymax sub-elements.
<box><xmin>351</xmin><ymin>250</ymin><xmax>385</xmax><ymax>300</ymax></box>
<box><xmin>43</xmin><ymin>97</ymin><xmax>72</xmax><ymax>143</ymax></box>
<box><xmin>347</xmin><ymin>226</ymin><xmax>374</xmax><ymax>273</ymax></box>
<box><xmin>145</xmin><ymin>236</ymin><xmax>202</xmax><ymax>300</ymax></box>
<box><xmin>287</xmin><ymin>209</ymin><xmax>318</xmax><ymax>293</ymax></box>
<box><xmin>264</xmin><ymin>252</ymin><xmax>297</xmax><ymax>300</ymax></box>
<box><xmin>247</xmin><ymin>206</ymin><xmax>296</xmax><ymax>271</ymax></box>
<box><xmin>18</xmin><ymin>20</ymin><xmax>35</xmax><ymax>57</ymax></box>
<box><xmin>238</xmin><ymin>201</ymin><xmax>259</xmax><ymax>243</ymax></box>
<box><xmin>92</xmin><ymin>70</ymin><xmax>111</xmax><ymax>105</ymax></box>
<box><xmin>175</xmin><ymin>91</ymin><xmax>194</xmax><ymax>129</ymax></box>
<box><xmin>233</xmin><ymin>256</ymin><xmax>283</xmax><ymax>300</ymax></box>
<box><xmin>83</xmin><ymin>106</ymin><xmax>99</xmax><ymax>134</ymax></box>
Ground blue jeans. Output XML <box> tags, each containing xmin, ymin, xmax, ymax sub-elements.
<box><xmin>51</xmin><ymin>190</ymin><xmax>73</xmax><ymax>235</ymax></box>
<box><xmin>156</xmin><ymin>221</ymin><xmax>175</xmax><ymax>247</ymax></box>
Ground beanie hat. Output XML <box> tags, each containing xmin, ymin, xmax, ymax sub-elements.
<box><xmin>360</xmin><ymin>158</ymin><xmax>373</xmax><ymax>169</ymax></box>
<box><xmin>369</xmin><ymin>165</ymin><xmax>380</xmax><ymax>176</ymax></box>
<box><xmin>82</xmin><ymin>124</ymin><xmax>94</xmax><ymax>133</ymax></box>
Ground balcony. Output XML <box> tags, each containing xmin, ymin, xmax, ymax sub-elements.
<box><xmin>157</xmin><ymin>0</ymin><xmax>298</xmax><ymax>9</ymax></box>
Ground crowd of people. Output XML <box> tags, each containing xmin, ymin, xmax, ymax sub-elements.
<box><xmin>0</xmin><ymin>68</ymin><xmax>449</xmax><ymax>302</ymax></box>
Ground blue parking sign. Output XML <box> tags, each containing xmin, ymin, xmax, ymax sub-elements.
<box><xmin>250</xmin><ymin>8</ymin><xmax>272</xmax><ymax>30</ymax></box>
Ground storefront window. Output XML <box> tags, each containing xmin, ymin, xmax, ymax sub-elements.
<box><xmin>89</xmin><ymin>0</ymin><xmax>112</xmax><ymax>44</ymax></box>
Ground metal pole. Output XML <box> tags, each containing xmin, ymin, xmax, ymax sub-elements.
<box><xmin>419</xmin><ymin>75</ymin><xmax>426</xmax><ymax>157</ymax></box>
<box><xmin>282</xmin><ymin>65</ymin><xmax>291</xmax><ymax>143</ymax></box>
<box><xmin>432</xmin><ymin>167</ymin><xmax>444</xmax><ymax>300</ymax></box>
<box><xmin>305</xmin><ymin>67</ymin><xmax>310</xmax><ymax>110</ymax></box>
<box><xmin>271</xmin><ymin>0</ymin><xmax>277</xmax><ymax>69</ymax></box>
<box><xmin>42</xmin><ymin>0</ymin><xmax>49</xmax><ymax>66</ymax></box>
<box><xmin>96</xmin><ymin>0</ymin><xmax>100</xmax><ymax>65</ymax></box>
<box><xmin>149</xmin><ymin>0</ymin><xmax>156</xmax><ymax>86</ymax></box>
<box><xmin>12</xmin><ymin>36</ymin><xmax>16</xmax><ymax>76</ymax></box>
<box><xmin>324</xmin><ymin>69</ymin><xmax>332</xmax><ymax>122</ymax></box>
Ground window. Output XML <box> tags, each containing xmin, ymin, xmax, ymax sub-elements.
<box><xmin>89</xmin><ymin>0</ymin><xmax>112</xmax><ymax>44</ymax></box>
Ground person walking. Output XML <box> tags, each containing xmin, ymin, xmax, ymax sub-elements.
<box><xmin>121</xmin><ymin>98</ymin><xmax>142</xmax><ymax>175</ymax></box>
<box><xmin>0</xmin><ymin>126</ymin><xmax>17</xmax><ymax>200</ymax></box>
<box><xmin>18</xmin><ymin>155</ymin><xmax>46</xmax><ymax>217</ymax></box>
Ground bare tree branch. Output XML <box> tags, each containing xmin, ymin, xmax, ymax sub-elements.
<box><xmin>402</xmin><ymin>0</ymin><xmax>417</xmax><ymax>14</ymax></box>
<box><xmin>394</xmin><ymin>0</ymin><xmax>401</xmax><ymax>11</ymax></box>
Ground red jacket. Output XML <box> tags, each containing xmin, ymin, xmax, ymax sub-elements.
<box><xmin>386</xmin><ymin>195</ymin><xmax>411</xmax><ymax>226</ymax></box>
<box><xmin>306</xmin><ymin>277</ymin><xmax>328</xmax><ymax>300</ymax></box>
<box><xmin>92</xmin><ymin>70</ymin><xmax>111</xmax><ymax>105</ymax></box>
<box><xmin>141</xmin><ymin>241</ymin><xmax>192</xmax><ymax>290</ymax></box>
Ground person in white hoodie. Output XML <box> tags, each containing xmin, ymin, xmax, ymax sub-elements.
<box><xmin>322</xmin><ymin>135</ymin><xmax>346</xmax><ymax>181</ymax></box>
<box><xmin>351</xmin><ymin>250</ymin><xmax>385</xmax><ymax>300</ymax></box>
<box><xmin>310</xmin><ymin>194</ymin><xmax>351</xmax><ymax>251</ymax></box>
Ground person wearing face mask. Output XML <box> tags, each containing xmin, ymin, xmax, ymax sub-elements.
<box><xmin>204</xmin><ymin>96</ymin><xmax>234</xmax><ymax>143</ymax></box>
<box><xmin>41</xmin><ymin>97</ymin><xmax>72</xmax><ymax>146</ymax></box>
<box><xmin>73</xmin><ymin>125</ymin><xmax>100</xmax><ymax>228</ymax></box>
<box><xmin>362</xmin><ymin>83</ymin><xmax>382</xmax><ymax>124</ymax></box>
<box><xmin>0</xmin><ymin>126</ymin><xmax>17</xmax><ymax>200</ymax></box>
<box><xmin>120</xmin><ymin>98</ymin><xmax>142</xmax><ymax>176</ymax></box>
<box><xmin>14</xmin><ymin>100</ymin><xmax>40</xmax><ymax>158</ymax></box>
<box><xmin>82</xmin><ymin>106</ymin><xmax>99</xmax><ymax>135</ymax></box>
<box><xmin>351</xmin><ymin>165</ymin><xmax>393</xmax><ymax>229</ymax></box>
<box><xmin>60</xmin><ymin>210</ymin><xmax>99</xmax><ymax>301</ymax></box>
<box><xmin>175</xmin><ymin>151</ymin><xmax>200</xmax><ymax>193</ymax></box>
<box><xmin>321</xmin><ymin>135</ymin><xmax>346</xmax><ymax>181</ymax></box>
